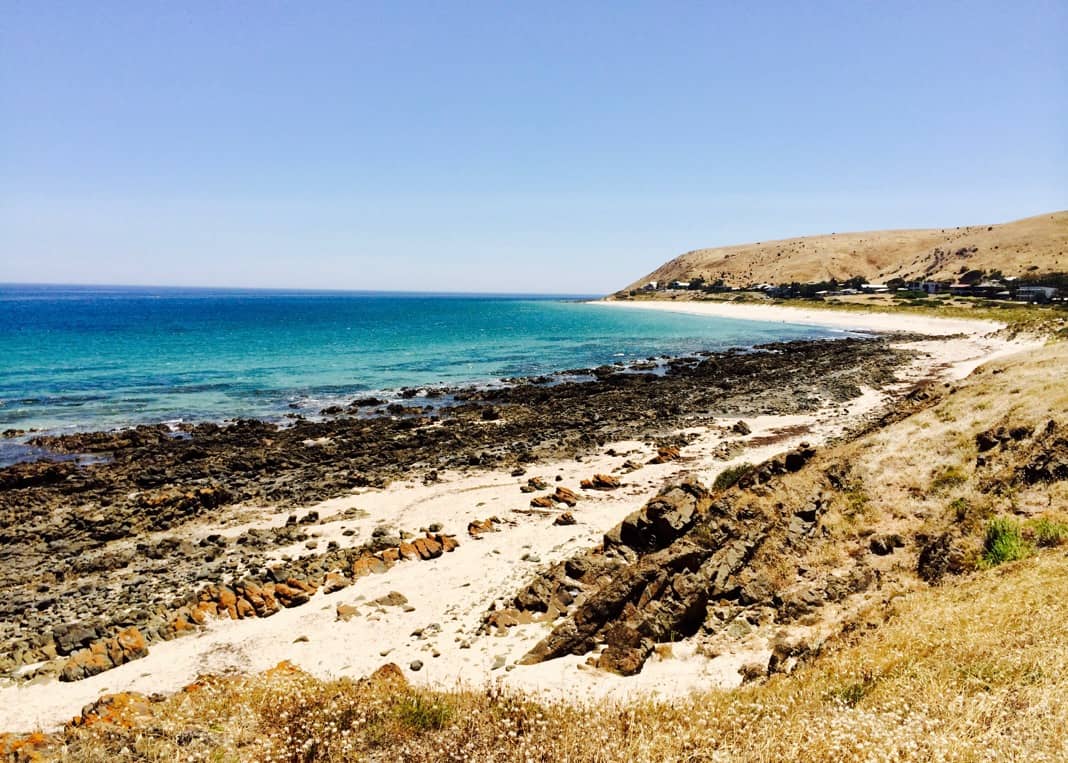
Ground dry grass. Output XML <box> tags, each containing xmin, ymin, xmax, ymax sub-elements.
<box><xmin>622</xmin><ymin>210</ymin><xmax>1068</xmax><ymax>291</ymax></box>
<box><xmin>40</xmin><ymin>551</ymin><xmax>1068</xmax><ymax>762</ymax></box>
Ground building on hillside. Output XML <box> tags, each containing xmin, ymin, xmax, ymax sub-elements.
<box><xmin>907</xmin><ymin>280</ymin><xmax>952</xmax><ymax>294</ymax></box>
<box><xmin>860</xmin><ymin>283</ymin><xmax>889</xmax><ymax>294</ymax></box>
<box><xmin>642</xmin><ymin>281</ymin><xmax>659</xmax><ymax>291</ymax></box>
<box><xmin>950</xmin><ymin>281</ymin><xmax>1008</xmax><ymax>298</ymax></box>
<box><xmin>669</xmin><ymin>280</ymin><xmax>691</xmax><ymax>289</ymax></box>
<box><xmin>1016</xmin><ymin>285</ymin><xmax>1058</xmax><ymax>303</ymax></box>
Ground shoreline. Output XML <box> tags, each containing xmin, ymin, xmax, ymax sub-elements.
<box><xmin>0</xmin><ymin>385</ymin><xmax>915</xmax><ymax>732</ymax></box>
<box><xmin>0</xmin><ymin>327</ymin><xmax>1039</xmax><ymax>732</ymax></box>
<box><xmin>590</xmin><ymin>297</ymin><xmax>1006</xmax><ymax>336</ymax></box>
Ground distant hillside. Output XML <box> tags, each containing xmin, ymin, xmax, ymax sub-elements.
<box><xmin>620</xmin><ymin>210</ymin><xmax>1068</xmax><ymax>293</ymax></box>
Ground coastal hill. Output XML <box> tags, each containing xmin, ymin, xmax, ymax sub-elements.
<box><xmin>620</xmin><ymin>210</ymin><xmax>1068</xmax><ymax>292</ymax></box>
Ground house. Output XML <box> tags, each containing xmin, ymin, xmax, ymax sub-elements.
<box><xmin>950</xmin><ymin>281</ymin><xmax>1006</xmax><ymax>298</ymax></box>
<box><xmin>1016</xmin><ymin>285</ymin><xmax>1058</xmax><ymax>304</ymax></box>
<box><xmin>973</xmin><ymin>281</ymin><xmax>1008</xmax><ymax>297</ymax></box>
<box><xmin>860</xmin><ymin>283</ymin><xmax>889</xmax><ymax>294</ymax></box>
<box><xmin>642</xmin><ymin>281</ymin><xmax>659</xmax><ymax>291</ymax></box>
<box><xmin>669</xmin><ymin>280</ymin><xmax>691</xmax><ymax>290</ymax></box>
<box><xmin>906</xmin><ymin>280</ymin><xmax>947</xmax><ymax>293</ymax></box>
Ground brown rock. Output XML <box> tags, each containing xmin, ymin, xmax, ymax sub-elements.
<box><xmin>170</xmin><ymin>609</ymin><xmax>198</xmax><ymax>634</ymax></box>
<box><xmin>580</xmin><ymin>473</ymin><xmax>621</xmax><ymax>490</ymax></box>
<box><xmin>650</xmin><ymin>446</ymin><xmax>681</xmax><ymax>464</ymax></box>
<box><xmin>114</xmin><ymin>627</ymin><xmax>148</xmax><ymax>663</ymax></box>
<box><xmin>273</xmin><ymin>583</ymin><xmax>311</xmax><ymax>608</ymax></box>
<box><xmin>368</xmin><ymin>662</ymin><xmax>408</xmax><ymax>687</ymax></box>
<box><xmin>238</xmin><ymin>581</ymin><xmax>279</xmax><ymax>617</ymax></box>
<box><xmin>336</xmin><ymin>603</ymin><xmax>359</xmax><ymax>622</ymax></box>
<box><xmin>352</xmin><ymin>554</ymin><xmax>388</xmax><ymax>578</ymax></box>
<box><xmin>553</xmin><ymin>486</ymin><xmax>579</xmax><ymax>507</ymax></box>
<box><xmin>596</xmin><ymin>644</ymin><xmax>649</xmax><ymax>676</ymax></box>
<box><xmin>468</xmin><ymin>517</ymin><xmax>499</xmax><ymax>536</ymax></box>
<box><xmin>554</xmin><ymin>512</ymin><xmax>577</xmax><ymax>526</ymax></box>
<box><xmin>236</xmin><ymin>597</ymin><xmax>256</xmax><ymax>619</ymax></box>
<box><xmin>371</xmin><ymin>591</ymin><xmax>408</xmax><ymax>607</ymax></box>
<box><xmin>608</xmin><ymin>477</ymin><xmax>712</xmax><ymax>553</ymax></box>
<box><xmin>530</xmin><ymin>495</ymin><xmax>555</xmax><ymax>509</ymax></box>
<box><xmin>439</xmin><ymin>534</ymin><xmax>460</xmax><ymax>552</ymax></box>
<box><xmin>413</xmin><ymin>536</ymin><xmax>443</xmax><ymax>560</ymax></box>
<box><xmin>216</xmin><ymin>586</ymin><xmax>239</xmax><ymax>619</ymax></box>
<box><xmin>286</xmin><ymin>577</ymin><xmax>318</xmax><ymax>594</ymax></box>
<box><xmin>59</xmin><ymin>647</ymin><xmax>112</xmax><ymax>682</ymax></box>
<box><xmin>323</xmin><ymin>571</ymin><xmax>352</xmax><ymax>593</ymax></box>
<box><xmin>68</xmin><ymin>692</ymin><xmax>153</xmax><ymax>729</ymax></box>
<box><xmin>380</xmin><ymin>547</ymin><xmax>401</xmax><ymax>564</ymax></box>
<box><xmin>190</xmin><ymin>601</ymin><xmax>217</xmax><ymax>624</ymax></box>
<box><xmin>60</xmin><ymin>628</ymin><xmax>147</xmax><ymax>683</ymax></box>
<box><xmin>395</xmin><ymin>541</ymin><xmax>418</xmax><ymax>561</ymax></box>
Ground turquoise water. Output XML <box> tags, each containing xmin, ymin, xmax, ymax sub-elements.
<box><xmin>0</xmin><ymin>284</ymin><xmax>841</xmax><ymax>434</ymax></box>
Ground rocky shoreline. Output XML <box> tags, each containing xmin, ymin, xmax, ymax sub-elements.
<box><xmin>0</xmin><ymin>337</ymin><xmax>910</xmax><ymax>685</ymax></box>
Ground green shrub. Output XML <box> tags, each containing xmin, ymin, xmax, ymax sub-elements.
<box><xmin>713</xmin><ymin>462</ymin><xmax>754</xmax><ymax>491</ymax></box>
<box><xmin>981</xmin><ymin>517</ymin><xmax>1030</xmax><ymax>567</ymax></box>
<box><xmin>829</xmin><ymin>675</ymin><xmax>876</xmax><ymax>708</ymax></box>
<box><xmin>394</xmin><ymin>695</ymin><xmax>453</xmax><ymax>731</ymax></box>
<box><xmin>930</xmin><ymin>465</ymin><xmax>968</xmax><ymax>494</ymax></box>
<box><xmin>950</xmin><ymin>497</ymin><xmax>972</xmax><ymax>522</ymax></box>
<box><xmin>1027</xmin><ymin>517</ymin><xmax>1068</xmax><ymax>548</ymax></box>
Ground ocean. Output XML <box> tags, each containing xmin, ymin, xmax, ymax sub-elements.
<box><xmin>0</xmin><ymin>284</ymin><xmax>841</xmax><ymax>441</ymax></box>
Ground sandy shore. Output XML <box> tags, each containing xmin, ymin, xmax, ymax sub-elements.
<box><xmin>591</xmin><ymin>298</ymin><xmax>1004</xmax><ymax>336</ymax></box>
<box><xmin>0</xmin><ymin>308</ymin><xmax>1038</xmax><ymax>733</ymax></box>
<box><xmin>0</xmin><ymin>410</ymin><xmax>868</xmax><ymax>732</ymax></box>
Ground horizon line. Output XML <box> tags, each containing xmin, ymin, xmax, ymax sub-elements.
<box><xmin>0</xmin><ymin>281</ymin><xmax>607</xmax><ymax>299</ymax></box>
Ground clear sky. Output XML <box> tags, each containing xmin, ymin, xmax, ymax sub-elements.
<box><xmin>2</xmin><ymin>1</ymin><xmax>1066</xmax><ymax>293</ymax></box>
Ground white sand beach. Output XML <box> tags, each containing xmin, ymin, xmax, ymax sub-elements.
<box><xmin>590</xmin><ymin>298</ymin><xmax>1005</xmax><ymax>337</ymax></box>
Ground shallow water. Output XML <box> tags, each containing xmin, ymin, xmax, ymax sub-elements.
<box><xmin>0</xmin><ymin>284</ymin><xmax>841</xmax><ymax>435</ymax></box>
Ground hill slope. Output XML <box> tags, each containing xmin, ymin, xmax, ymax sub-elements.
<box><xmin>621</xmin><ymin>210</ymin><xmax>1068</xmax><ymax>292</ymax></box>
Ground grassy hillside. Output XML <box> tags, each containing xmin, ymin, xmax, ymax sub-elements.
<box><xmin>621</xmin><ymin>210</ymin><xmax>1068</xmax><ymax>292</ymax></box>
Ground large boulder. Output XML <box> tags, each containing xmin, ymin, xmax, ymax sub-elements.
<box><xmin>519</xmin><ymin>541</ymin><xmax>713</xmax><ymax>669</ymax></box>
<box><xmin>607</xmin><ymin>478</ymin><xmax>712</xmax><ymax>553</ymax></box>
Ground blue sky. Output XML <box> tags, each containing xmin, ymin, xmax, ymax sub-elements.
<box><xmin>2</xmin><ymin>1</ymin><xmax>1065</xmax><ymax>293</ymax></box>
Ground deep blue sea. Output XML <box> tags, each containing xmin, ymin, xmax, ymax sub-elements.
<box><xmin>0</xmin><ymin>284</ymin><xmax>842</xmax><ymax>441</ymax></box>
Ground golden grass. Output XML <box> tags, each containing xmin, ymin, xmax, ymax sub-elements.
<box><xmin>48</xmin><ymin>551</ymin><xmax>1068</xmax><ymax>762</ymax></box>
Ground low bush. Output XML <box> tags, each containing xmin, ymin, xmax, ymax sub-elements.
<box><xmin>713</xmin><ymin>462</ymin><xmax>754</xmax><ymax>491</ymax></box>
<box><xmin>1027</xmin><ymin>517</ymin><xmax>1068</xmax><ymax>548</ymax></box>
<box><xmin>930</xmin><ymin>465</ymin><xmax>968</xmax><ymax>494</ymax></box>
<box><xmin>982</xmin><ymin>516</ymin><xmax>1030</xmax><ymax>567</ymax></box>
<box><xmin>395</xmin><ymin>694</ymin><xmax>453</xmax><ymax>731</ymax></box>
